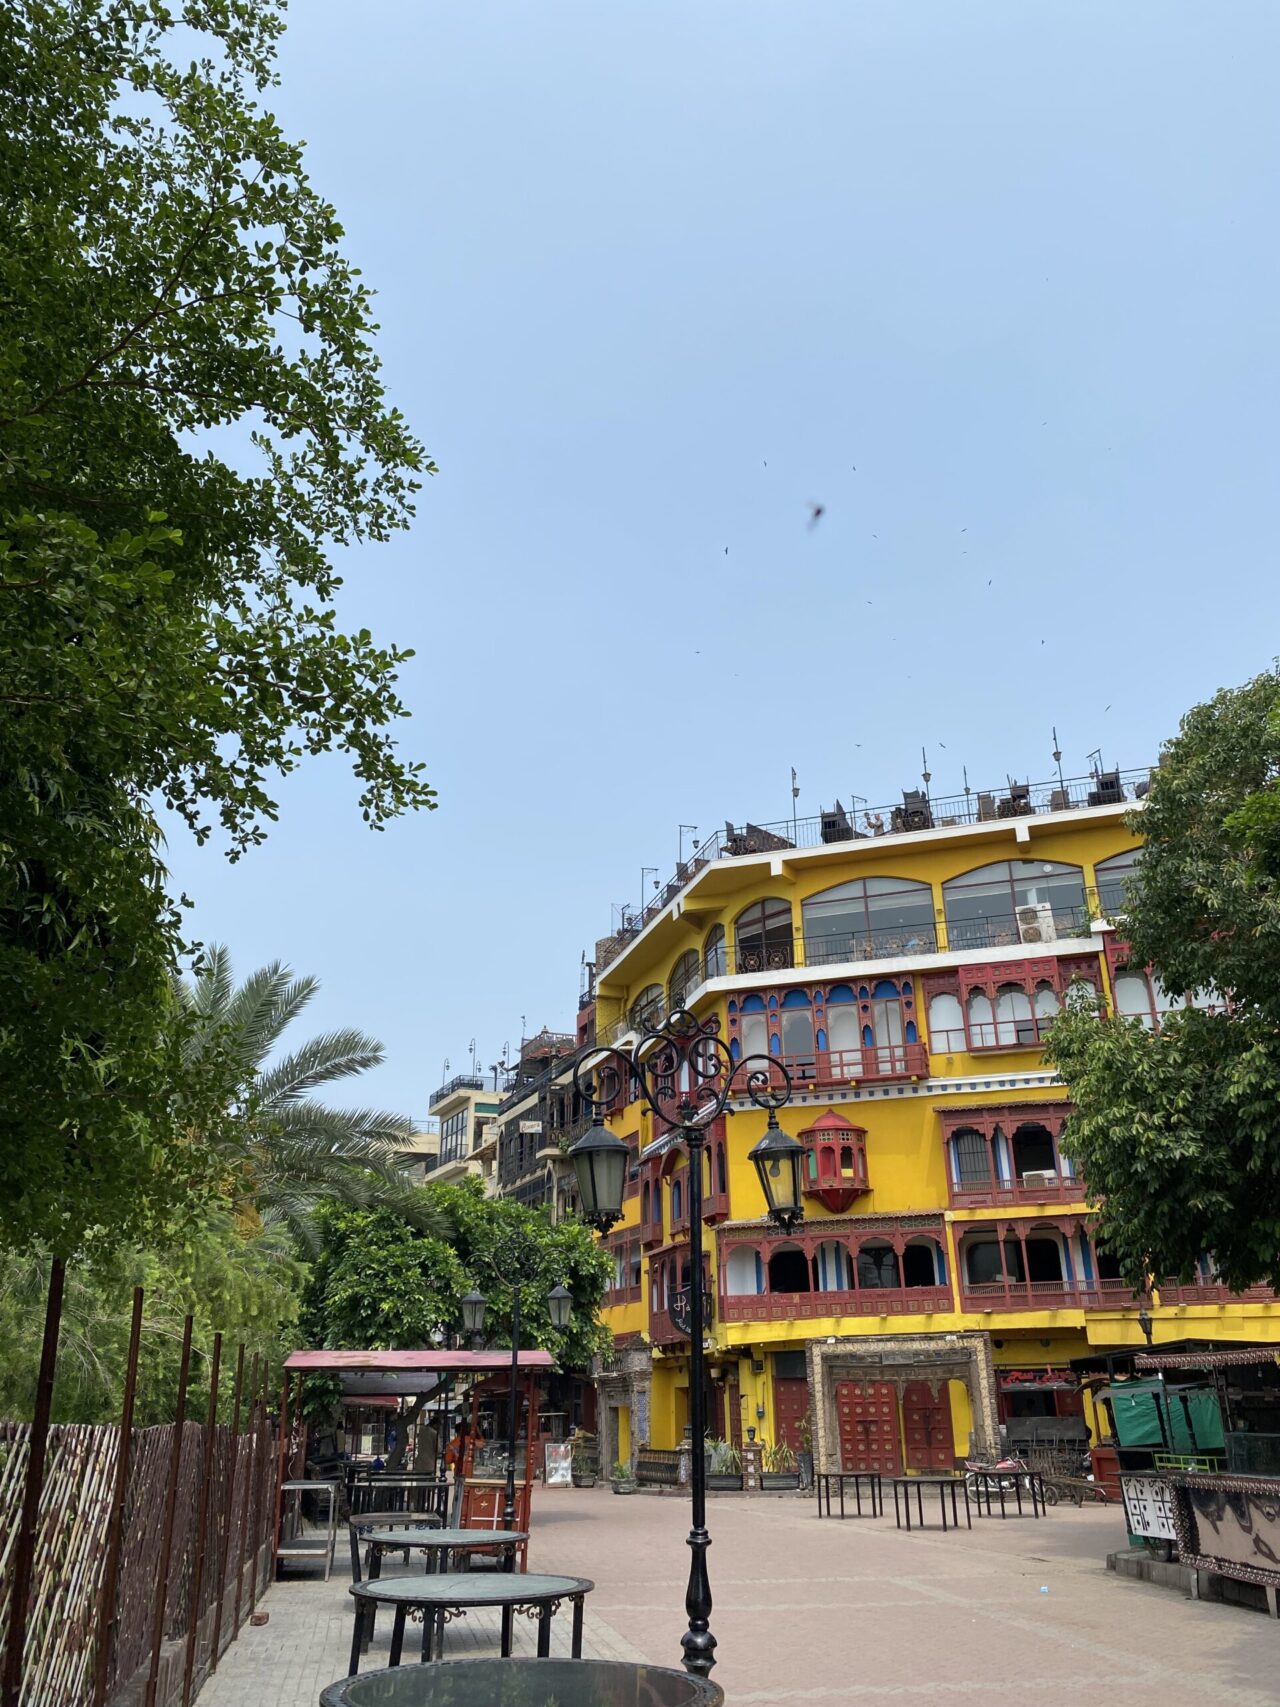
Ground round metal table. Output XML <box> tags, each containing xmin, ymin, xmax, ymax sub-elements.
<box><xmin>322</xmin><ymin>1657</ymin><xmax>724</xmax><ymax>1705</ymax></box>
<box><xmin>347</xmin><ymin>1573</ymin><xmax>594</xmax><ymax>1673</ymax></box>
<box><xmin>364</xmin><ymin>1529</ymin><xmax>529</xmax><ymax>1581</ymax></box>
<box><xmin>349</xmin><ymin>1514</ymin><xmax>443</xmax><ymax>1583</ymax></box>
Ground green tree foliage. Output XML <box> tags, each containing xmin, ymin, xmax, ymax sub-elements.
<box><xmin>0</xmin><ymin>1</ymin><xmax>433</xmax><ymax>1253</ymax></box>
<box><xmin>302</xmin><ymin>1181</ymin><xmax>612</xmax><ymax>1372</ymax></box>
<box><xmin>176</xmin><ymin>946</ymin><xmax>439</xmax><ymax>1246</ymax></box>
<box><xmin>1047</xmin><ymin>671</ymin><xmax>1280</xmax><ymax>1291</ymax></box>
<box><xmin>0</xmin><ymin>1206</ymin><xmax>302</xmax><ymax>1424</ymax></box>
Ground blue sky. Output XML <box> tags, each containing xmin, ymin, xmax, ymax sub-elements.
<box><xmin>166</xmin><ymin>0</ymin><xmax>1280</xmax><ymax>1121</ymax></box>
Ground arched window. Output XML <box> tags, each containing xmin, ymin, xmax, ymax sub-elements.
<box><xmin>1114</xmin><ymin>971</ymin><xmax>1156</xmax><ymax>1028</ymax></box>
<box><xmin>641</xmin><ymin>1180</ymin><xmax>651</xmax><ymax>1225</ymax></box>
<box><xmin>1095</xmin><ymin>847</ymin><xmax>1141</xmax><ymax>918</ymax></box>
<box><xmin>943</xmin><ymin>859</ymin><xmax>1086</xmax><ymax>951</ymax></box>
<box><xmin>856</xmin><ymin>1242</ymin><xmax>900</xmax><ymax>1290</ymax></box>
<box><xmin>951</xmin><ymin>1128</ymin><xmax>991</xmax><ymax>1185</ymax></box>
<box><xmin>668</xmin><ymin>950</ymin><xmax>701</xmax><ymax>1011</ymax></box>
<box><xmin>802</xmin><ymin>876</ymin><xmax>935</xmax><ymax>964</ymax></box>
<box><xmin>738</xmin><ymin>992</ymin><xmax>769</xmax><ymax>1060</ymax></box>
<box><xmin>826</xmin><ymin>985</ymin><xmax>861</xmax><ymax>1073</ymax></box>
<box><xmin>724</xmin><ymin>1245</ymin><xmax>761</xmax><ymax>1297</ymax></box>
<box><xmin>630</xmin><ymin>984</ymin><xmax>664</xmax><ymax>1032</ymax></box>
<box><xmin>780</xmin><ymin>989</ymin><xmax>814</xmax><ymax>1061</ymax></box>
<box><xmin>967</xmin><ymin>989</ymin><xmax>996</xmax><ymax>1048</ymax></box>
<box><xmin>703</xmin><ymin>925</ymin><xmax>726</xmax><ymax>981</ymax></box>
<box><xmin>927</xmin><ymin>992</ymin><xmax>965</xmax><ymax>1052</ymax></box>
<box><xmin>1009</xmin><ymin>1122</ymin><xmax>1057</xmax><ymax>1179</ymax></box>
<box><xmin>1034</xmin><ymin>982</ymin><xmax>1061</xmax><ymax>1026</ymax></box>
<box><xmin>766</xmin><ymin>1244</ymin><xmax>811</xmax><ymax>1294</ymax></box>
<box><xmin>866</xmin><ymin>978</ymin><xmax>910</xmax><ymax>1073</ymax></box>
<box><xmin>994</xmin><ymin>984</ymin><xmax>1035</xmax><ymax>1046</ymax></box>
<box><xmin>813</xmin><ymin>1240</ymin><xmax>854</xmax><ymax>1292</ymax></box>
<box><xmin>733</xmin><ymin>898</ymin><xmax>793</xmax><ymax>972</ymax></box>
<box><xmin>716</xmin><ymin>1145</ymin><xmax>727</xmax><ymax>1193</ymax></box>
<box><xmin>902</xmin><ymin>1239</ymin><xmax>942</xmax><ymax>1288</ymax></box>
<box><xmin>671</xmin><ymin>1176</ymin><xmax>683</xmax><ymax>1222</ymax></box>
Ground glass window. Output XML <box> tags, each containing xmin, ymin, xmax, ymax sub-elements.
<box><xmin>994</xmin><ymin>984</ymin><xmax>1035</xmax><ymax>1045</ymax></box>
<box><xmin>668</xmin><ymin>950</ymin><xmax>700</xmax><ymax>1011</ymax></box>
<box><xmin>1095</xmin><ymin>847</ymin><xmax>1141</xmax><ymax>918</ymax></box>
<box><xmin>703</xmin><ymin>925</ymin><xmax>726</xmax><ymax>981</ymax></box>
<box><xmin>952</xmin><ymin>1129</ymin><xmax>990</xmax><ymax>1184</ymax></box>
<box><xmin>1114</xmin><ymin>971</ymin><xmax>1155</xmax><ymax>1028</ymax></box>
<box><xmin>1034</xmin><ymin>983</ymin><xmax>1060</xmax><ymax>1024</ymax></box>
<box><xmin>733</xmin><ymin>898</ymin><xmax>793</xmax><ymax>972</ymax></box>
<box><xmin>927</xmin><ymin>992</ymin><xmax>965</xmax><ymax>1051</ymax></box>
<box><xmin>630</xmin><ymin>984</ymin><xmax>664</xmax><ymax>1032</ymax></box>
<box><xmin>856</xmin><ymin>1243</ymin><xmax>900</xmax><ymax>1289</ymax></box>
<box><xmin>739</xmin><ymin>995</ymin><xmax>768</xmax><ymax>1060</ymax></box>
<box><xmin>802</xmin><ymin>876</ymin><xmax>936</xmax><ymax>963</ymax></box>
<box><xmin>943</xmin><ymin>860</ymin><xmax>1086</xmax><ymax>951</ymax></box>
<box><xmin>967</xmin><ymin>990</ymin><xmax>996</xmax><ymax>1047</ymax></box>
<box><xmin>780</xmin><ymin>991</ymin><xmax>813</xmax><ymax>1060</ymax></box>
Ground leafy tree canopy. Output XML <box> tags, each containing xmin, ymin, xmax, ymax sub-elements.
<box><xmin>302</xmin><ymin>1181</ymin><xmax>612</xmax><ymax>1373</ymax></box>
<box><xmin>0</xmin><ymin>1</ymin><xmax>433</xmax><ymax>1252</ymax></box>
<box><xmin>1047</xmin><ymin>670</ymin><xmax>1280</xmax><ymax>1291</ymax></box>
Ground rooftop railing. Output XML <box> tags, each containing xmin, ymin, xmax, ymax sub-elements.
<box><xmin>606</xmin><ymin>765</ymin><xmax>1149</xmax><ymax>946</ymax></box>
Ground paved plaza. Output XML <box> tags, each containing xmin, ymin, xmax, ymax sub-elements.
<box><xmin>198</xmin><ymin>1488</ymin><xmax>1280</xmax><ymax>1705</ymax></box>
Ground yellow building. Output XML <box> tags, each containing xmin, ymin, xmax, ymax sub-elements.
<box><xmin>426</xmin><ymin>1073</ymin><xmax>503</xmax><ymax>1189</ymax></box>
<box><xmin>589</xmin><ymin>777</ymin><xmax>1279</xmax><ymax>1476</ymax></box>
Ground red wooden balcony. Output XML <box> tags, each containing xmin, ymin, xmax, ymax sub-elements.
<box><xmin>1155</xmin><ymin>1280</ymin><xmax>1279</xmax><ymax>1306</ymax></box>
<box><xmin>776</xmin><ymin>1041</ymin><xmax>929</xmax><ymax>1090</ymax></box>
<box><xmin>720</xmin><ymin>1284</ymin><xmax>952</xmax><ymax>1324</ymax></box>
<box><xmin>948</xmin><ymin>1171</ymin><xmax>1084</xmax><ymax>1210</ymax></box>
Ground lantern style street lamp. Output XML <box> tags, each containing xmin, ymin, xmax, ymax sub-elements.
<box><xmin>460</xmin><ymin>1272</ymin><xmax>574</xmax><ymax>1536</ymax></box>
<box><xmin>569</xmin><ymin>1008</ymin><xmax>801</xmax><ymax>1678</ymax></box>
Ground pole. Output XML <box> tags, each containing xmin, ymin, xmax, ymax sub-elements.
<box><xmin>146</xmin><ymin>1315</ymin><xmax>194</xmax><ymax>1707</ymax></box>
<box><xmin>247</xmin><ymin>1366</ymin><xmax>270</xmax><ymax>1612</ymax></box>
<box><xmin>503</xmin><ymin>1285</ymin><xmax>521</xmax><ymax>1539</ymax></box>
<box><xmin>208</xmin><ymin>1343</ymin><xmax>245</xmax><ymax>1673</ymax></box>
<box><xmin>681</xmin><ymin>1122</ymin><xmax>715</xmax><ymax>1677</ymax></box>
<box><xmin>92</xmin><ymin>1285</ymin><xmax>144</xmax><ymax>1707</ymax></box>
<box><xmin>231</xmin><ymin>1356</ymin><xmax>259</xmax><ymax>1633</ymax></box>
<box><xmin>1</xmin><ymin>1257</ymin><xmax>66</xmax><ymax>1707</ymax></box>
<box><xmin>182</xmin><ymin>1332</ymin><xmax>222</xmax><ymax>1707</ymax></box>
<box><xmin>270</xmin><ymin>1374</ymin><xmax>290</xmax><ymax>1585</ymax></box>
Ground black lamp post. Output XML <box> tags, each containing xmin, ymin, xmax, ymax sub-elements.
<box><xmin>569</xmin><ymin>1007</ymin><xmax>803</xmax><ymax>1678</ymax></box>
<box><xmin>461</xmin><ymin>1273</ymin><xmax>573</xmax><ymax>1541</ymax></box>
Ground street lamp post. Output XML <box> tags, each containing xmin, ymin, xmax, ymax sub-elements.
<box><xmin>568</xmin><ymin>1007</ymin><xmax>804</xmax><ymax>1678</ymax></box>
<box><xmin>461</xmin><ymin>1276</ymin><xmax>574</xmax><ymax>1546</ymax></box>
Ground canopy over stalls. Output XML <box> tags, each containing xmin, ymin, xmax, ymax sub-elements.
<box><xmin>283</xmin><ymin>1349</ymin><xmax>556</xmax><ymax>1373</ymax></box>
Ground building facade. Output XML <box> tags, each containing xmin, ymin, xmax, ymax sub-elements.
<box><xmin>589</xmin><ymin>780</ymin><xmax>1278</xmax><ymax>1474</ymax></box>
<box><xmin>426</xmin><ymin>1074</ymin><xmax>504</xmax><ymax>1189</ymax></box>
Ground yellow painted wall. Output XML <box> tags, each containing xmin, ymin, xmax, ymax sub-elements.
<box><xmin>616</xmin><ymin>1404</ymin><xmax>631</xmax><ymax>1463</ymax></box>
<box><xmin>947</xmin><ymin>1380</ymin><xmax>973</xmax><ymax>1456</ymax></box>
<box><xmin>594</xmin><ymin>810</ymin><xmax>1280</xmax><ymax>1384</ymax></box>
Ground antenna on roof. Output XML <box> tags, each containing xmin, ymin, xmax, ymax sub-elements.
<box><xmin>921</xmin><ymin>747</ymin><xmax>932</xmax><ymax>804</ymax></box>
<box><xmin>1052</xmin><ymin>727</ymin><xmax>1066</xmax><ymax>799</ymax></box>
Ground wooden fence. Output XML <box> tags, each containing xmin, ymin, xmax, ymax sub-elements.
<box><xmin>0</xmin><ymin>1302</ymin><xmax>279</xmax><ymax>1707</ymax></box>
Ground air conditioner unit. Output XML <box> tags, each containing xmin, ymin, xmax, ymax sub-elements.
<box><xmin>1017</xmin><ymin>902</ymin><xmax>1057</xmax><ymax>944</ymax></box>
<box><xmin>1020</xmin><ymin>1169</ymin><xmax>1059</xmax><ymax>1190</ymax></box>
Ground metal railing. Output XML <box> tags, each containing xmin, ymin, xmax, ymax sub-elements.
<box><xmin>607</xmin><ymin>765</ymin><xmax>1149</xmax><ymax>941</ymax></box>
<box><xmin>803</xmin><ymin>922</ymin><xmax>939</xmax><ymax>965</ymax></box>
<box><xmin>429</xmin><ymin>1072</ymin><xmax>487</xmax><ymax>1106</ymax></box>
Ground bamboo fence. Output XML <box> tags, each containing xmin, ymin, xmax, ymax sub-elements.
<box><xmin>0</xmin><ymin>1404</ymin><xmax>276</xmax><ymax>1707</ymax></box>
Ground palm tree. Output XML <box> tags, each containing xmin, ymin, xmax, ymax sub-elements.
<box><xmin>178</xmin><ymin>945</ymin><xmax>439</xmax><ymax>1245</ymax></box>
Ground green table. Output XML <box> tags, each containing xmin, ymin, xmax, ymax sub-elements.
<box><xmin>347</xmin><ymin>1573</ymin><xmax>594</xmax><ymax>1672</ymax></box>
<box><xmin>321</xmin><ymin>1657</ymin><xmax>724</xmax><ymax>1705</ymax></box>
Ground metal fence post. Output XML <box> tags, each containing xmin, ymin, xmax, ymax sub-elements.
<box><xmin>1</xmin><ymin>1257</ymin><xmax>65</xmax><ymax>1707</ymax></box>
<box><xmin>145</xmin><ymin>1315</ymin><xmax>193</xmax><ymax>1707</ymax></box>
<box><xmin>91</xmin><ymin>1285</ymin><xmax>144</xmax><ymax>1707</ymax></box>
<box><xmin>232</xmin><ymin>1357</ymin><xmax>260</xmax><ymax>1630</ymax></box>
<box><xmin>270</xmin><ymin>1373</ymin><xmax>289</xmax><ymax>1588</ymax></box>
<box><xmin>182</xmin><ymin>1332</ymin><xmax>221</xmax><ymax>1707</ymax></box>
<box><xmin>247</xmin><ymin>1366</ymin><xmax>271</xmax><ymax>1611</ymax></box>
<box><xmin>208</xmin><ymin>1343</ymin><xmax>245</xmax><ymax>1672</ymax></box>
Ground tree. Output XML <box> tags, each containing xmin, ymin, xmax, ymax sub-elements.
<box><xmin>1</xmin><ymin>1</ymin><xmax>433</xmax><ymax>1253</ymax></box>
<box><xmin>302</xmin><ymin>1181</ymin><xmax>612</xmax><ymax>1372</ymax></box>
<box><xmin>177</xmin><ymin>945</ymin><xmax>441</xmax><ymax>1246</ymax></box>
<box><xmin>1046</xmin><ymin>670</ymin><xmax>1280</xmax><ymax>1291</ymax></box>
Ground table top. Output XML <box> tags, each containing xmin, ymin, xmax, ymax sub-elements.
<box><xmin>320</xmin><ymin>1657</ymin><xmax>724</xmax><ymax>1706</ymax></box>
<box><xmin>352</xmin><ymin>1513</ymin><xmax>443</xmax><ymax>1532</ymax></box>
<box><xmin>350</xmin><ymin>1572</ymin><xmax>593</xmax><ymax>1607</ymax></box>
<box><xmin>368</xmin><ymin>1528</ymin><xmax>528</xmax><ymax>1550</ymax></box>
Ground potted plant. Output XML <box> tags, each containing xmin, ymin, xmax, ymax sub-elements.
<box><xmin>571</xmin><ymin>1433</ymin><xmax>598</xmax><ymax>1488</ymax></box>
<box><xmin>796</xmin><ymin>1411</ymin><xmax>815</xmax><ymax>1490</ymax></box>
<box><xmin>610</xmin><ymin>1459</ymin><xmax>637</xmax><ymax>1494</ymax></box>
<box><xmin>705</xmin><ymin>1437</ymin><xmax>743</xmax><ymax>1492</ymax></box>
<box><xmin>760</xmin><ymin>1439</ymin><xmax>801</xmax><ymax>1491</ymax></box>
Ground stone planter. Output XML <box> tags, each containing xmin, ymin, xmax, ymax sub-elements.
<box><xmin>571</xmin><ymin>1471</ymin><xmax>597</xmax><ymax>1488</ymax></box>
<box><xmin>706</xmin><ymin>1472</ymin><xmax>744</xmax><ymax>1491</ymax></box>
<box><xmin>611</xmin><ymin>1479</ymin><xmax>637</xmax><ymax>1495</ymax></box>
<box><xmin>760</xmin><ymin>1471</ymin><xmax>801</xmax><ymax>1491</ymax></box>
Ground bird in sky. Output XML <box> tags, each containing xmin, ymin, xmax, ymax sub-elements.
<box><xmin>960</xmin><ymin>527</ymin><xmax>967</xmax><ymax>533</ymax></box>
<box><xmin>987</xmin><ymin>579</ymin><xmax>993</xmax><ymax>587</ymax></box>
<box><xmin>724</xmin><ymin>547</ymin><xmax>729</xmax><ymax>555</ymax></box>
<box><xmin>807</xmin><ymin>502</ymin><xmax>825</xmax><ymax>529</ymax></box>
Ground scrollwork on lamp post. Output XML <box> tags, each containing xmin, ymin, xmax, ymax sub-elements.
<box><xmin>568</xmin><ymin>1007</ymin><xmax>805</xmax><ymax>1678</ymax></box>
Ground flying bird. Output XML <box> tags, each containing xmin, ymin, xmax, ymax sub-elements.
<box><xmin>724</xmin><ymin>547</ymin><xmax>729</xmax><ymax>555</ymax></box>
<box><xmin>807</xmin><ymin>502</ymin><xmax>825</xmax><ymax>530</ymax></box>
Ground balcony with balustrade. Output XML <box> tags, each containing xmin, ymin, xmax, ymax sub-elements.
<box><xmin>716</xmin><ymin>1220</ymin><xmax>953</xmax><ymax>1326</ymax></box>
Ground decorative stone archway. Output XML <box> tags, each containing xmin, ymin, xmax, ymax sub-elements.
<box><xmin>592</xmin><ymin>1342</ymin><xmax>651</xmax><ymax>1472</ymax></box>
<box><xmin>804</xmin><ymin>1332</ymin><xmax>999</xmax><ymax>1471</ymax></box>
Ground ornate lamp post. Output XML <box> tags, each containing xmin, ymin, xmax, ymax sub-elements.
<box><xmin>569</xmin><ymin>1008</ymin><xmax>804</xmax><ymax>1678</ymax></box>
<box><xmin>462</xmin><ymin>1271</ymin><xmax>574</xmax><ymax>1540</ymax></box>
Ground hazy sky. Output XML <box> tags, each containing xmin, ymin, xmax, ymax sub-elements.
<box><xmin>165</xmin><ymin>1</ymin><xmax>1280</xmax><ymax>1121</ymax></box>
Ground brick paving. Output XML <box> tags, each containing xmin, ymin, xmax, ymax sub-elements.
<box><xmin>197</xmin><ymin>1487</ymin><xmax>1280</xmax><ymax>1705</ymax></box>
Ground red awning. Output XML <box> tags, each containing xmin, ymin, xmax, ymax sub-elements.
<box><xmin>283</xmin><ymin>1349</ymin><xmax>556</xmax><ymax>1374</ymax></box>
